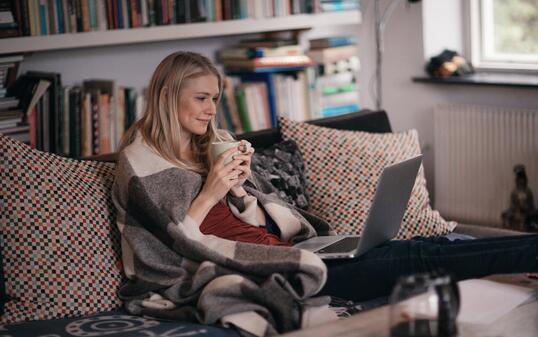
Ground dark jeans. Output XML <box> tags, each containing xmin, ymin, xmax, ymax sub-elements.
<box><xmin>319</xmin><ymin>234</ymin><xmax>538</xmax><ymax>302</ymax></box>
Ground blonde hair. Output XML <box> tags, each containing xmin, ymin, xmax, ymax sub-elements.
<box><xmin>120</xmin><ymin>51</ymin><xmax>232</xmax><ymax>174</ymax></box>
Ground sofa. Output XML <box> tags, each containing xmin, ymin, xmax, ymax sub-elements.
<box><xmin>0</xmin><ymin>109</ymin><xmax>522</xmax><ymax>337</ymax></box>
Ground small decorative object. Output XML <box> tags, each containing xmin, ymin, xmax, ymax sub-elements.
<box><xmin>502</xmin><ymin>164</ymin><xmax>538</xmax><ymax>232</ymax></box>
<box><xmin>389</xmin><ymin>271</ymin><xmax>459</xmax><ymax>337</ymax></box>
<box><xmin>425</xmin><ymin>49</ymin><xmax>474</xmax><ymax>78</ymax></box>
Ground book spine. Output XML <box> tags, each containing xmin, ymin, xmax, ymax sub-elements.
<box><xmin>55</xmin><ymin>0</ymin><xmax>65</xmax><ymax>33</ymax></box>
<box><xmin>69</xmin><ymin>87</ymin><xmax>81</xmax><ymax>157</ymax></box>
<box><xmin>81</xmin><ymin>92</ymin><xmax>92</xmax><ymax>156</ymax></box>
<box><xmin>60</xmin><ymin>0</ymin><xmax>69</xmax><ymax>32</ymax></box>
<box><xmin>114</xmin><ymin>86</ymin><xmax>125</xmax><ymax>150</ymax></box>
<box><xmin>80</xmin><ymin>0</ymin><xmax>90</xmax><ymax>31</ymax></box>
<box><xmin>98</xmin><ymin>92</ymin><xmax>111</xmax><ymax>154</ymax></box>
<box><xmin>49</xmin><ymin>0</ymin><xmax>59</xmax><ymax>34</ymax></box>
<box><xmin>234</xmin><ymin>88</ymin><xmax>251</xmax><ymax>132</ymax></box>
<box><xmin>121</xmin><ymin>0</ymin><xmax>129</xmax><ymax>28</ymax></box>
<box><xmin>129</xmin><ymin>0</ymin><xmax>138</xmax><ymax>27</ymax></box>
<box><xmin>88</xmin><ymin>91</ymin><xmax>98</xmax><ymax>154</ymax></box>
<box><xmin>95</xmin><ymin>0</ymin><xmax>107</xmax><ymax>30</ymax></box>
<box><xmin>147</xmin><ymin>0</ymin><xmax>156</xmax><ymax>25</ymax></box>
<box><xmin>37</xmin><ymin>0</ymin><xmax>48</xmax><ymax>35</ymax></box>
<box><xmin>139</xmin><ymin>0</ymin><xmax>148</xmax><ymax>26</ymax></box>
<box><xmin>62</xmin><ymin>86</ymin><xmax>70</xmax><ymax>155</ymax></box>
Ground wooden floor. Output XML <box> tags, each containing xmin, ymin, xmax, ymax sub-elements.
<box><xmin>282</xmin><ymin>274</ymin><xmax>538</xmax><ymax>337</ymax></box>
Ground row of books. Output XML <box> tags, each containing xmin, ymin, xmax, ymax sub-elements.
<box><xmin>10</xmin><ymin>72</ymin><xmax>143</xmax><ymax>157</ymax></box>
<box><xmin>1</xmin><ymin>0</ymin><xmax>359</xmax><ymax>38</ymax></box>
<box><xmin>217</xmin><ymin>72</ymin><xmax>311</xmax><ymax>134</ymax></box>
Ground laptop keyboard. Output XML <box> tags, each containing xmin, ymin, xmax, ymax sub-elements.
<box><xmin>316</xmin><ymin>237</ymin><xmax>360</xmax><ymax>254</ymax></box>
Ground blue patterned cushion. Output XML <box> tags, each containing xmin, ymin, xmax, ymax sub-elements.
<box><xmin>0</xmin><ymin>309</ymin><xmax>240</xmax><ymax>337</ymax></box>
<box><xmin>0</xmin><ymin>233</ymin><xmax>5</xmax><ymax>316</ymax></box>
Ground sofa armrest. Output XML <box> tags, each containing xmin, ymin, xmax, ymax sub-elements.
<box><xmin>453</xmin><ymin>223</ymin><xmax>525</xmax><ymax>238</ymax></box>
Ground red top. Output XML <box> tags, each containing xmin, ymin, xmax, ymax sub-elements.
<box><xmin>199</xmin><ymin>202</ymin><xmax>291</xmax><ymax>246</ymax></box>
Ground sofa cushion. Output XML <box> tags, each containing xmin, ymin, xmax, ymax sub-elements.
<box><xmin>0</xmin><ymin>135</ymin><xmax>124</xmax><ymax>324</ymax></box>
<box><xmin>0</xmin><ymin>309</ymin><xmax>240</xmax><ymax>337</ymax></box>
<box><xmin>251</xmin><ymin>140</ymin><xmax>310</xmax><ymax>210</ymax></box>
<box><xmin>279</xmin><ymin>116</ymin><xmax>457</xmax><ymax>239</ymax></box>
<box><xmin>0</xmin><ymin>233</ymin><xmax>6</xmax><ymax>316</ymax></box>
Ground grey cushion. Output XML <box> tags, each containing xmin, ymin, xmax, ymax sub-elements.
<box><xmin>251</xmin><ymin>140</ymin><xmax>310</xmax><ymax>210</ymax></box>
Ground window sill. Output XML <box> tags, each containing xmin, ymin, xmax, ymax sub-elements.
<box><xmin>412</xmin><ymin>72</ymin><xmax>538</xmax><ymax>88</ymax></box>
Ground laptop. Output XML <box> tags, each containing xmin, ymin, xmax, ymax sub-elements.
<box><xmin>293</xmin><ymin>155</ymin><xmax>423</xmax><ymax>259</ymax></box>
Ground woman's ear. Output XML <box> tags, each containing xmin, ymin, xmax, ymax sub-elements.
<box><xmin>160</xmin><ymin>86</ymin><xmax>168</xmax><ymax>99</ymax></box>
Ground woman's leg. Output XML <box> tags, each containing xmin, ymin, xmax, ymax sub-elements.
<box><xmin>320</xmin><ymin>234</ymin><xmax>538</xmax><ymax>302</ymax></box>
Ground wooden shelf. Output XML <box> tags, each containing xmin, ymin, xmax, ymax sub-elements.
<box><xmin>0</xmin><ymin>11</ymin><xmax>361</xmax><ymax>55</ymax></box>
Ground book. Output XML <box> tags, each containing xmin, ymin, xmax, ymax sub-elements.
<box><xmin>321</xmin><ymin>0</ymin><xmax>359</xmax><ymax>12</ymax></box>
<box><xmin>0</xmin><ymin>97</ymin><xmax>19</xmax><ymax>110</ymax></box>
<box><xmin>320</xmin><ymin>103</ymin><xmax>360</xmax><ymax>117</ymax></box>
<box><xmin>309</xmin><ymin>36</ymin><xmax>357</xmax><ymax>49</ymax></box>
<box><xmin>320</xmin><ymin>90</ymin><xmax>359</xmax><ymax>108</ymax></box>
<box><xmin>81</xmin><ymin>92</ymin><xmax>92</xmax><ymax>156</ymax></box>
<box><xmin>239</xmin><ymin>38</ymin><xmax>297</xmax><ymax>48</ymax></box>
<box><xmin>62</xmin><ymin>85</ymin><xmax>71</xmax><ymax>155</ymax></box>
<box><xmin>25</xmin><ymin>71</ymin><xmax>62</xmax><ymax>153</ymax></box>
<box><xmin>307</xmin><ymin>45</ymin><xmax>358</xmax><ymax>64</ymax></box>
<box><xmin>68</xmin><ymin>86</ymin><xmax>82</xmax><ymax>157</ymax></box>
<box><xmin>218</xmin><ymin>45</ymin><xmax>304</xmax><ymax>60</ymax></box>
<box><xmin>321</xmin><ymin>82</ymin><xmax>356</xmax><ymax>96</ymax></box>
<box><xmin>234</xmin><ymin>88</ymin><xmax>251</xmax><ymax>132</ymax></box>
<box><xmin>222</xmin><ymin>55</ymin><xmax>313</xmax><ymax>71</ymax></box>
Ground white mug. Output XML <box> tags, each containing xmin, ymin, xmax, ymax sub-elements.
<box><xmin>210</xmin><ymin>141</ymin><xmax>241</xmax><ymax>164</ymax></box>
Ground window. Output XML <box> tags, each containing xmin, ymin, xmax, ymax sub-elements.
<box><xmin>468</xmin><ymin>0</ymin><xmax>538</xmax><ymax>71</ymax></box>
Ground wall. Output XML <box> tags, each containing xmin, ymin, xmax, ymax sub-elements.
<box><xmin>357</xmin><ymin>0</ymin><xmax>538</xmax><ymax>214</ymax></box>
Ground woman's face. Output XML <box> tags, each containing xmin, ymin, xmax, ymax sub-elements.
<box><xmin>177</xmin><ymin>74</ymin><xmax>220</xmax><ymax>139</ymax></box>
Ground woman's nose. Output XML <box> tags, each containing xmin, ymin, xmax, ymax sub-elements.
<box><xmin>207</xmin><ymin>101</ymin><xmax>217</xmax><ymax>115</ymax></box>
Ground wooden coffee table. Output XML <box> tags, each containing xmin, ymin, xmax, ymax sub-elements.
<box><xmin>282</xmin><ymin>274</ymin><xmax>538</xmax><ymax>337</ymax></box>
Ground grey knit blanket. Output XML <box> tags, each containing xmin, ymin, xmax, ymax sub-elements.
<box><xmin>112</xmin><ymin>137</ymin><xmax>338</xmax><ymax>336</ymax></box>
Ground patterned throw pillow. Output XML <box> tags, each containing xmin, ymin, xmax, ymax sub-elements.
<box><xmin>251</xmin><ymin>140</ymin><xmax>310</xmax><ymax>210</ymax></box>
<box><xmin>279</xmin><ymin>116</ymin><xmax>457</xmax><ymax>239</ymax></box>
<box><xmin>0</xmin><ymin>135</ymin><xmax>124</xmax><ymax>324</ymax></box>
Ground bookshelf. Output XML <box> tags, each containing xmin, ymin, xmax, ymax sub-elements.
<box><xmin>0</xmin><ymin>11</ymin><xmax>361</xmax><ymax>55</ymax></box>
<box><xmin>1</xmin><ymin>3</ymin><xmax>361</xmax><ymax>158</ymax></box>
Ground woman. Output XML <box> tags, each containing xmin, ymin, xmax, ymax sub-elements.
<box><xmin>113</xmin><ymin>51</ymin><xmax>537</xmax><ymax>335</ymax></box>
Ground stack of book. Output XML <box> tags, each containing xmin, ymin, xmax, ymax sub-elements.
<box><xmin>219</xmin><ymin>38</ymin><xmax>312</xmax><ymax>72</ymax></box>
<box><xmin>217</xmin><ymin>37</ymin><xmax>315</xmax><ymax>132</ymax></box>
<box><xmin>307</xmin><ymin>35</ymin><xmax>360</xmax><ymax>117</ymax></box>
<box><xmin>0</xmin><ymin>0</ymin><xmax>20</xmax><ymax>38</ymax></box>
<box><xmin>0</xmin><ymin>54</ymin><xmax>26</xmax><ymax>142</ymax></box>
<box><xmin>11</xmin><ymin>72</ymin><xmax>141</xmax><ymax>158</ymax></box>
<box><xmin>3</xmin><ymin>0</ymin><xmax>351</xmax><ymax>38</ymax></box>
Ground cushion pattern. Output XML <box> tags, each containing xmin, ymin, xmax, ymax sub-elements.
<box><xmin>0</xmin><ymin>135</ymin><xmax>124</xmax><ymax>324</ymax></box>
<box><xmin>251</xmin><ymin>140</ymin><xmax>310</xmax><ymax>210</ymax></box>
<box><xmin>279</xmin><ymin>116</ymin><xmax>456</xmax><ymax>239</ymax></box>
<box><xmin>0</xmin><ymin>309</ymin><xmax>240</xmax><ymax>337</ymax></box>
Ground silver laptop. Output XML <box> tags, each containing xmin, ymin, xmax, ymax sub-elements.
<box><xmin>293</xmin><ymin>155</ymin><xmax>422</xmax><ymax>259</ymax></box>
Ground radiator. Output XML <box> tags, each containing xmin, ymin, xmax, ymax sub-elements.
<box><xmin>434</xmin><ymin>104</ymin><xmax>538</xmax><ymax>226</ymax></box>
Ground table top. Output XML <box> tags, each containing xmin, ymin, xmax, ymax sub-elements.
<box><xmin>282</xmin><ymin>274</ymin><xmax>538</xmax><ymax>337</ymax></box>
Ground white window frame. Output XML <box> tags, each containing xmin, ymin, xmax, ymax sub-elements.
<box><xmin>463</xmin><ymin>0</ymin><xmax>538</xmax><ymax>72</ymax></box>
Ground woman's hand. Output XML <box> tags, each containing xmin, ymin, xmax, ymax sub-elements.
<box><xmin>230</xmin><ymin>140</ymin><xmax>254</xmax><ymax>197</ymax></box>
<box><xmin>199</xmin><ymin>146</ymin><xmax>244</xmax><ymax>205</ymax></box>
